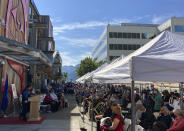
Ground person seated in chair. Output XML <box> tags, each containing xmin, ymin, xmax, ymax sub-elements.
<box><xmin>156</xmin><ymin>106</ymin><xmax>172</xmax><ymax>129</ymax></box>
<box><xmin>49</xmin><ymin>89</ymin><xmax>60</xmax><ymax>112</ymax></box>
<box><xmin>138</xmin><ymin>105</ymin><xmax>156</xmax><ymax>130</ymax></box>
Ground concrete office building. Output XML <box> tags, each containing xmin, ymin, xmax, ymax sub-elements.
<box><xmin>158</xmin><ymin>17</ymin><xmax>184</xmax><ymax>34</ymax></box>
<box><xmin>92</xmin><ymin>17</ymin><xmax>184</xmax><ymax>62</ymax></box>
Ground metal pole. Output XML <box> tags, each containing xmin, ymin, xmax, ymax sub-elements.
<box><xmin>91</xmin><ymin>84</ymin><xmax>94</xmax><ymax>131</ymax></box>
<box><xmin>140</xmin><ymin>84</ymin><xmax>143</xmax><ymax>100</ymax></box>
<box><xmin>179</xmin><ymin>82</ymin><xmax>184</xmax><ymax>110</ymax></box>
<box><xmin>13</xmin><ymin>99</ymin><xmax>16</xmax><ymax>117</ymax></box>
<box><xmin>131</xmin><ymin>80</ymin><xmax>135</xmax><ymax>131</ymax></box>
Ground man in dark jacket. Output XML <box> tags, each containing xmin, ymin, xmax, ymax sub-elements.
<box><xmin>143</xmin><ymin>94</ymin><xmax>155</xmax><ymax>112</ymax></box>
<box><xmin>139</xmin><ymin>108</ymin><xmax>156</xmax><ymax>130</ymax></box>
<box><xmin>19</xmin><ymin>85</ymin><xmax>32</xmax><ymax>121</ymax></box>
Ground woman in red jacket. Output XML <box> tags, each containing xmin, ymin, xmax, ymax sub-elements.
<box><xmin>168</xmin><ymin>109</ymin><xmax>184</xmax><ymax>131</ymax></box>
<box><xmin>105</xmin><ymin>103</ymin><xmax>124</xmax><ymax>131</ymax></box>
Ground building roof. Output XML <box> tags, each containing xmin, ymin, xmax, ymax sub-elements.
<box><xmin>120</xmin><ymin>23</ymin><xmax>158</xmax><ymax>27</ymax></box>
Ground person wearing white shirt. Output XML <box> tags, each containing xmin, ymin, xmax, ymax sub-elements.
<box><xmin>50</xmin><ymin>92</ymin><xmax>58</xmax><ymax>101</ymax></box>
<box><xmin>49</xmin><ymin>89</ymin><xmax>60</xmax><ymax>112</ymax></box>
<box><xmin>172</xmin><ymin>93</ymin><xmax>180</xmax><ymax>111</ymax></box>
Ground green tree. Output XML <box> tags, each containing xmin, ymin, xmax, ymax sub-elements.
<box><xmin>76</xmin><ymin>57</ymin><xmax>105</xmax><ymax>77</ymax></box>
<box><xmin>63</xmin><ymin>72</ymin><xmax>68</xmax><ymax>82</ymax></box>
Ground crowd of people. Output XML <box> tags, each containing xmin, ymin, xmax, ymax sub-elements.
<box><xmin>18</xmin><ymin>82</ymin><xmax>184</xmax><ymax>130</ymax></box>
<box><xmin>74</xmin><ymin>83</ymin><xmax>184</xmax><ymax>131</ymax></box>
<box><xmin>19</xmin><ymin>82</ymin><xmax>75</xmax><ymax>121</ymax></box>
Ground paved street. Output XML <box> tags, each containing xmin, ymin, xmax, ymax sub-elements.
<box><xmin>0</xmin><ymin>95</ymin><xmax>96</xmax><ymax>131</ymax></box>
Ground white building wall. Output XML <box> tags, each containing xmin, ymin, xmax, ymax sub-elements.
<box><xmin>158</xmin><ymin>17</ymin><xmax>184</xmax><ymax>35</ymax></box>
<box><xmin>157</xmin><ymin>19</ymin><xmax>172</xmax><ymax>32</ymax></box>
<box><xmin>172</xmin><ymin>18</ymin><xmax>184</xmax><ymax>35</ymax></box>
<box><xmin>107</xmin><ymin>24</ymin><xmax>158</xmax><ymax>61</ymax></box>
<box><xmin>92</xmin><ymin>28</ymin><xmax>107</xmax><ymax>55</ymax></box>
<box><xmin>93</xmin><ymin>40</ymin><xmax>107</xmax><ymax>58</ymax></box>
<box><xmin>92</xmin><ymin>17</ymin><xmax>184</xmax><ymax>62</ymax></box>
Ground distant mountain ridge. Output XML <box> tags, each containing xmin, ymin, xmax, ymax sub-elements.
<box><xmin>62</xmin><ymin>64</ymin><xmax>79</xmax><ymax>82</ymax></box>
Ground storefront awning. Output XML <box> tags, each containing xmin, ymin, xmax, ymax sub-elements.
<box><xmin>0</xmin><ymin>36</ymin><xmax>52</xmax><ymax>67</ymax></box>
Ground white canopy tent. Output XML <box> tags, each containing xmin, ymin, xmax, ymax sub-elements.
<box><xmin>75</xmin><ymin>63</ymin><xmax>109</xmax><ymax>83</ymax></box>
<box><xmin>93</xmin><ymin>31</ymin><xmax>184</xmax><ymax>83</ymax></box>
<box><xmin>76</xmin><ymin>72</ymin><xmax>90</xmax><ymax>83</ymax></box>
<box><xmin>85</xmin><ymin>63</ymin><xmax>108</xmax><ymax>81</ymax></box>
<box><xmin>76</xmin><ymin>55</ymin><xmax>125</xmax><ymax>83</ymax></box>
<box><xmin>93</xmin><ymin>31</ymin><xmax>184</xmax><ymax>131</ymax></box>
<box><xmin>131</xmin><ymin>31</ymin><xmax>184</xmax><ymax>82</ymax></box>
<box><xmin>92</xmin><ymin>55</ymin><xmax>130</xmax><ymax>83</ymax></box>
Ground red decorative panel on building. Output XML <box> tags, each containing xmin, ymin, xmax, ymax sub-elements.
<box><xmin>5</xmin><ymin>0</ymin><xmax>29</xmax><ymax>44</ymax></box>
<box><xmin>7</xmin><ymin>60</ymin><xmax>25</xmax><ymax>93</ymax></box>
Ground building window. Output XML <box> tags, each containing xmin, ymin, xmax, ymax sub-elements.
<box><xmin>109</xmin><ymin>56</ymin><xmax>114</xmax><ymax>61</ymax></box>
<box><xmin>128</xmin><ymin>45</ymin><xmax>132</xmax><ymax>50</ymax></box>
<box><xmin>136</xmin><ymin>33</ymin><xmax>140</xmax><ymax>39</ymax></box>
<box><xmin>48</xmin><ymin>42</ymin><xmax>52</xmax><ymax>51</ymax></box>
<box><xmin>142</xmin><ymin>33</ymin><xmax>147</xmax><ymax>39</ymax></box>
<box><xmin>114</xmin><ymin>44</ymin><xmax>118</xmax><ymax>50</ymax></box>
<box><xmin>174</xmin><ymin>25</ymin><xmax>184</xmax><ymax>32</ymax></box>
<box><xmin>109</xmin><ymin>56</ymin><xmax>120</xmax><ymax>61</ymax></box>
<box><xmin>132</xmin><ymin>33</ymin><xmax>136</xmax><ymax>39</ymax></box>
<box><xmin>132</xmin><ymin>44</ymin><xmax>137</xmax><ymax>50</ymax></box>
<box><xmin>123</xmin><ymin>44</ymin><xmax>127</xmax><ymax>50</ymax></box>
<box><xmin>109</xmin><ymin>44</ymin><xmax>113</xmax><ymax>50</ymax></box>
<box><xmin>118</xmin><ymin>44</ymin><xmax>122</xmax><ymax>50</ymax></box>
<box><xmin>137</xmin><ymin>45</ymin><xmax>141</xmax><ymax>49</ymax></box>
<box><xmin>109</xmin><ymin>32</ymin><xmax>141</xmax><ymax>39</ymax></box>
<box><xmin>127</xmin><ymin>33</ymin><xmax>131</xmax><ymax>38</ymax></box>
<box><xmin>118</xmin><ymin>32</ymin><xmax>122</xmax><ymax>38</ymax></box>
<box><xmin>109</xmin><ymin>32</ymin><xmax>113</xmax><ymax>38</ymax></box>
<box><xmin>113</xmin><ymin>32</ymin><xmax>118</xmax><ymax>38</ymax></box>
<box><xmin>29</xmin><ymin>7</ymin><xmax>32</xmax><ymax>19</ymax></box>
<box><xmin>109</xmin><ymin>44</ymin><xmax>142</xmax><ymax>50</ymax></box>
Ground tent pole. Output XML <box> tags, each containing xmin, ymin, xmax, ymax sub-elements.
<box><xmin>179</xmin><ymin>82</ymin><xmax>184</xmax><ymax>110</ymax></box>
<box><xmin>131</xmin><ymin>80</ymin><xmax>135</xmax><ymax>131</ymax></box>
<box><xmin>91</xmin><ymin>83</ymin><xmax>94</xmax><ymax>131</ymax></box>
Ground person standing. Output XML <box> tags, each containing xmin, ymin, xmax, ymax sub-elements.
<box><xmin>19</xmin><ymin>85</ymin><xmax>32</xmax><ymax>121</ymax></box>
<box><xmin>172</xmin><ymin>93</ymin><xmax>180</xmax><ymax>112</ymax></box>
<box><xmin>154</xmin><ymin>90</ymin><xmax>163</xmax><ymax>112</ymax></box>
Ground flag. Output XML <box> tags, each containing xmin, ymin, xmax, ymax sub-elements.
<box><xmin>1</xmin><ymin>74</ymin><xmax>8</xmax><ymax>112</ymax></box>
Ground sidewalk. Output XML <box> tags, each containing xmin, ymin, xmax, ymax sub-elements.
<box><xmin>78</xmin><ymin>105</ymin><xmax>97</xmax><ymax>131</ymax></box>
<box><xmin>0</xmin><ymin>95</ymin><xmax>96</xmax><ymax>131</ymax></box>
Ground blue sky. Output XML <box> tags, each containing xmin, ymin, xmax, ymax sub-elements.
<box><xmin>34</xmin><ymin>0</ymin><xmax>184</xmax><ymax>66</ymax></box>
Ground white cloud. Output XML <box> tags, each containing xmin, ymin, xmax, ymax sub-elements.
<box><xmin>151</xmin><ymin>14</ymin><xmax>181</xmax><ymax>24</ymax></box>
<box><xmin>60</xmin><ymin>51</ymin><xmax>91</xmax><ymax>66</ymax></box>
<box><xmin>56</xmin><ymin>36</ymin><xmax>97</xmax><ymax>47</ymax></box>
<box><xmin>78</xmin><ymin>51</ymin><xmax>91</xmax><ymax>60</ymax></box>
<box><xmin>151</xmin><ymin>16</ymin><xmax>167</xmax><ymax>24</ymax></box>
<box><xmin>53</xmin><ymin>18</ymin><xmax>133</xmax><ymax>34</ymax></box>
<box><xmin>50</xmin><ymin>17</ymin><xmax>62</xmax><ymax>24</ymax></box>
<box><xmin>60</xmin><ymin>52</ymin><xmax>78</xmax><ymax>66</ymax></box>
